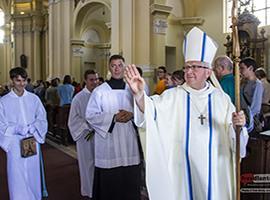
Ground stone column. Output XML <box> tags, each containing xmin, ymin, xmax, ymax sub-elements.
<box><xmin>71</xmin><ymin>39</ymin><xmax>84</xmax><ymax>81</ymax></box>
<box><xmin>48</xmin><ymin>0</ymin><xmax>73</xmax><ymax>79</ymax></box>
<box><xmin>1</xmin><ymin>14</ymin><xmax>12</xmax><ymax>83</ymax></box>
<box><xmin>43</xmin><ymin>13</ymin><xmax>49</xmax><ymax>80</ymax></box>
<box><xmin>48</xmin><ymin>1</ymin><xmax>54</xmax><ymax>79</ymax></box>
<box><xmin>111</xmin><ymin>0</ymin><xmax>120</xmax><ymax>55</ymax></box>
<box><xmin>32</xmin><ymin>14</ymin><xmax>43</xmax><ymax>80</ymax></box>
<box><xmin>96</xmin><ymin>43</ymin><xmax>111</xmax><ymax>79</ymax></box>
<box><xmin>12</xmin><ymin>16</ymin><xmax>24</xmax><ymax>68</ymax></box>
<box><xmin>150</xmin><ymin>3</ymin><xmax>172</xmax><ymax>67</ymax></box>
<box><xmin>12</xmin><ymin>14</ymin><xmax>34</xmax><ymax>77</ymax></box>
<box><xmin>119</xmin><ymin>0</ymin><xmax>133</xmax><ymax>62</ymax></box>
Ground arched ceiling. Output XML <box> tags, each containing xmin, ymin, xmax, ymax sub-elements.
<box><xmin>74</xmin><ymin>2</ymin><xmax>111</xmax><ymax>39</ymax></box>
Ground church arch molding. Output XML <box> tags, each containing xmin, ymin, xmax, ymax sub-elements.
<box><xmin>73</xmin><ymin>0</ymin><xmax>111</xmax><ymax>39</ymax></box>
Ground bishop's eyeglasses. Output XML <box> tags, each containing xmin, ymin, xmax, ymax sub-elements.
<box><xmin>183</xmin><ymin>65</ymin><xmax>209</xmax><ymax>72</ymax></box>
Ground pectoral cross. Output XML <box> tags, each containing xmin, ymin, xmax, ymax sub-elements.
<box><xmin>198</xmin><ymin>114</ymin><xmax>206</xmax><ymax>125</ymax></box>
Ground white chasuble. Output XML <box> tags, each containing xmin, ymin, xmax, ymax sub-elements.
<box><xmin>86</xmin><ymin>83</ymin><xmax>140</xmax><ymax>168</ymax></box>
<box><xmin>0</xmin><ymin>90</ymin><xmax>48</xmax><ymax>200</ymax></box>
<box><xmin>68</xmin><ymin>88</ymin><xmax>94</xmax><ymax>198</ymax></box>
<box><xmin>134</xmin><ymin>82</ymin><xmax>249</xmax><ymax>200</ymax></box>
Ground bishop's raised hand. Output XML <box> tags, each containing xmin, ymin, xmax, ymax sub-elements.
<box><xmin>124</xmin><ymin>64</ymin><xmax>145</xmax><ymax>98</ymax></box>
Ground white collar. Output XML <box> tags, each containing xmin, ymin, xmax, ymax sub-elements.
<box><xmin>181</xmin><ymin>82</ymin><xmax>214</xmax><ymax>97</ymax></box>
<box><xmin>10</xmin><ymin>88</ymin><xmax>28</xmax><ymax>98</ymax></box>
<box><xmin>82</xmin><ymin>87</ymin><xmax>91</xmax><ymax>94</ymax></box>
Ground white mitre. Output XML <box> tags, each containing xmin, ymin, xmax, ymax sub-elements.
<box><xmin>183</xmin><ymin>27</ymin><xmax>218</xmax><ymax>68</ymax></box>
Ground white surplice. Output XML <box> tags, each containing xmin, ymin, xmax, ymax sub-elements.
<box><xmin>134</xmin><ymin>82</ymin><xmax>249</xmax><ymax>200</ymax></box>
<box><xmin>68</xmin><ymin>87</ymin><xmax>94</xmax><ymax>198</ymax></box>
<box><xmin>0</xmin><ymin>89</ymin><xmax>48</xmax><ymax>200</ymax></box>
<box><xmin>85</xmin><ymin>82</ymin><xmax>140</xmax><ymax>168</ymax></box>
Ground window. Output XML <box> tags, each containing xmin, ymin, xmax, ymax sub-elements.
<box><xmin>224</xmin><ymin>0</ymin><xmax>270</xmax><ymax>32</ymax></box>
<box><xmin>0</xmin><ymin>9</ymin><xmax>4</xmax><ymax>43</ymax></box>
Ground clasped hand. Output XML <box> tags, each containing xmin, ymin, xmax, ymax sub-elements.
<box><xmin>15</xmin><ymin>124</ymin><xmax>35</xmax><ymax>136</ymax></box>
<box><xmin>115</xmin><ymin>110</ymin><xmax>133</xmax><ymax>123</ymax></box>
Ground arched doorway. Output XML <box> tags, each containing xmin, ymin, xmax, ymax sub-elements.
<box><xmin>72</xmin><ymin>1</ymin><xmax>111</xmax><ymax>81</ymax></box>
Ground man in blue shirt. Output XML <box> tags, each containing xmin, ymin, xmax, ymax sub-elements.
<box><xmin>57</xmin><ymin>75</ymin><xmax>74</xmax><ymax>106</ymax></box>
<box><xmin>240</xmin><ymin>57</ymin><xmax>263</xmax><ymax>119</ymax></box>
<box><xmin>213</xmin><ymin>55</ymin><xmax>235</xmax><ymax>104</ymax></box>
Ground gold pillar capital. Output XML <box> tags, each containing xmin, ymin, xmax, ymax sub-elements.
<box><xmin>150</xmin><ymin>3</ymin><xmax>172</xmax><ymax>18</ymax></box>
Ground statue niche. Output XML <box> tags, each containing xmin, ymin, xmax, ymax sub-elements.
<box><xmin>224</xmin><ymin>9</ymin><xmax>268</xmax><ymax>68</ymax></box>
<box><xmin>239</xmin><ymin>30</ymin><xmax>250</xmax><ymax>59</ymax></box>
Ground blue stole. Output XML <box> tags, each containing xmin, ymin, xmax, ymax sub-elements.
<box><xmin>39</xmin><ymin>144</ymin><xmax>48</xmax><ymax>197</ymax></box>
<box><xmin>185</xmin><ymin>93</ymin><xmax>213</xmax><ymax>200</ymax></box>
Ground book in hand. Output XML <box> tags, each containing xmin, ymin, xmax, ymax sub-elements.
<box><xmin>20</xmin><ymin>136</ymin><xmax>37</xmax><ymax>158</ymax></box>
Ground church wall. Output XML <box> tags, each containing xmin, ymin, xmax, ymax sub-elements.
<box><xmin>166</xmin><ymin>0</ymin><xmax>185</xmax><ymax>70</ymax></box>
<box><xmin>111</xmin><ymin>0</ymin><xmax>120</xmax><ymax>55</ymax></box>
<box><xmin>119</xmin><ymin>0</ymin><xmax>133</xmax><ymax>63</ymax></box>
<box><xmin>166</xmin><ymin>0</ymin><xmax>185</xmax><ymax>72</ymax></box>
<box><xmin>165</xmin><ymin>22</ymin><xmax>184</xmax><ymax>72</ymax></box>
<box><xmin>0</xmin><ymin>44</ymin><xmax>7</xmax><ymax>84</ymax></box>
<box><xmin>167</xmin><ymin>0</ymin><xmax>183</xmax><ymax>18</ymax></box>
<box><xmin>133</xmin><ymin>0</ymin><xmax>152</xmax><ymax>90</ymax></box>
<box><xmin>195</xmin><ymin>0</ymin><xmax>227</xmax><ymax>57</ymax></box>
<box><xmin>134</xmin><ymin>0</ymin><xmax>150</xmax><ymax>66</ymax></box>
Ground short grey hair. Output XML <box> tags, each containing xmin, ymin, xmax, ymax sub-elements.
<box><xmin>214</xmin><ymin>55</ymin><xmax>233</xmax><ymax>71</ymax></box>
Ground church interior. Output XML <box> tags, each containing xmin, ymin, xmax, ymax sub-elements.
<box><xmin>0</xmin><ymin>0</ymin><xmax>270</xmax><ymax>200</ymax></box>
<box><xmin>0</xmin><ymin>0</ymin><xmax>268</xmax><ymax>89</ymax></box>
